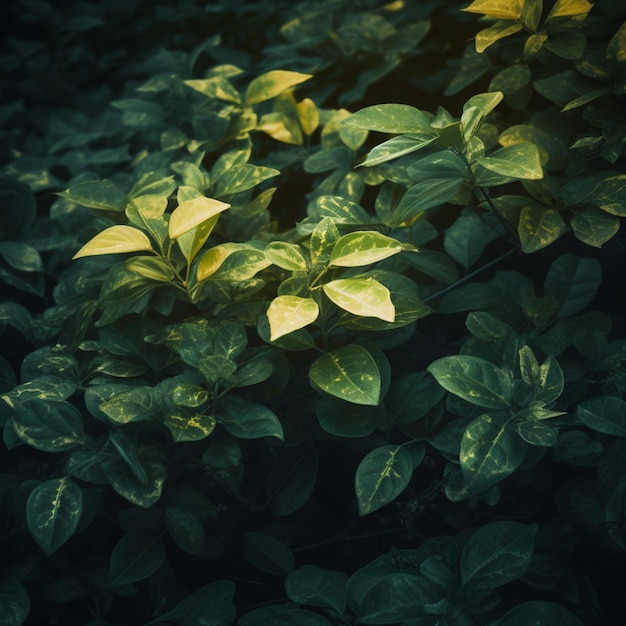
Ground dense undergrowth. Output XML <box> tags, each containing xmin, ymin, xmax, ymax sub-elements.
<box><xmin>1</xmin><ymin>0</ymin><xmax>626</xmax><ymax>624</ymax></box>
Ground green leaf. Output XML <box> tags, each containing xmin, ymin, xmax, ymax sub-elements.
<box><xmin>577</xmin><ymin>396</ymin><xmax>626</xmax><ymax>437</ymax></box>
<box><xmin>329</xmin><ymin>231</ymin><xmax>403</xmax><ymax>267</ymax></box>
<box><xmin>493</xmin><ymin>600</ymin><xmax>585</xmax><ymax>626</ymax></box>
<box><xmin>461</xmin><ymin>521</ymin><xmax>537</xmax><ymax>589</ymax></box>
<box><xmin>26</xmin><ymin>478</ymin><xmax>82</xmax><ymax>555</ymax></box>
<box><xmin>518</xmin><ymin>205</ymin><xmax>566</xmax><ymax>253</ymax></box>
<box><xmin>108</xmin><ymin>530</ymin><xmax>165</xmax><ymax>586</ymax></box>
<box><xmin>267</xmin><ymin>296</ymin><xmax>319</xmax><ymax>341</ymax></box>
<box><xmin>165</xmin><ymin>505</ymin><xmax>205</xmax><ymax>556</ymax></box>
<box><xmin>308</xmin><ymin>195</ymin><xmax>372</xmax><ymax>225</ymax></box>
<box><xmin>314</xmin><ymin>397</ymin><xmax>378</xmax><ymax>438</ymax></box>
<box><xmin>58</xmin><ymin>179</ymin><xmax>127</xmax><ymax>211</ymax></box>
<box><xmin>342</xmin><ymin>104</ymin><xmax>432</xmax><ymax>134</ymax></box>
<box><xmin>0</xmin><ymin>577</ymin><xmax>30</xmax><ymax>626</ymax></box>
<box><xmin>460</xmin><ymin>413</ymin><xmax>526</xmax><ymax>495</ymax></box>
<box><xmin>475</xmin><ymin>21</ymin><xmax>523</xmax><ymax>53</ymax></box>
<box><xmin>360</xmin><ymin>134</ymin><xmax>437</xmax><ymax>167</ymax></box>
<box><xmin>124</xmin><ymin>256</ymin><xmax>175</xmax><ymax>282</ymax></box>
<box><xmin>265</xmin><ymin>241</ymin><xmax>308</xmax><ymax>271</ymax></box>
<box><xmin>184</xmin><ymin>76</ymin><xmax>242</xmax><ymax>104</ymax></box>
<box><xmin>386</xmin><ymin>372</ymin><xmax>445</xmax><ymax>425</ymax></box>
<box><xmin>73</xmin><ymin>225</ymin><xmax>153</xmax><ymax>259</ymax></box>
<box><xmin>476</xmin><ymin>143</ymin><xmax>543</xmax><ymax>180</ymax></box>
<box><xmin>245</xmin><ymin>70</ymin><xmax>312</xmax><ymax>105</ymax></box>
<box><xmin>571</xmin><ymin>209</ymin><xmax>620</xmax><ymax>248</ymax></box>
<box><xmin>514</xmin><ymin>420</ymin><xmax>558</xmax><ymax>446</ymax></box>
<box><xmin>355</xmin><ymin>445</ymin><xmax>414</xmax><ymax>516</ymax></box>
<box><xmin>0</xmin><ymin>242</ymin><xmax>42</xmax><ymax>273</ymax></box>
<box><xmin>169</xmin><ymin>196</ymin><xmax>230</xmax><ymax>239</ymax></box>
<box><xmin>444</xmin><ymin>209</ymin><xmax>498</xmax><ymax>269</ymax></box>
<box><xmin>13</xmin><ymin>400</ymin><xmax>85</xmax><ymax>452</ymax></box>
<box><xmin>109</xmin><ymin>428</ymin><xmax>147</xmax><ymax>484</ymax></box>
<box><xmin>198</xmin><ymin>247</ymin><xmax>269</xmax><ymax>282</ymax></box>
<box><xmin>213</xmin><ymin>164</ymin><xmax>279</xmax><ymax>198</ymax></box>
<box><xmin>309</xmin><ymin>344</ymin><xmax>381</xmax><ymax>406</ymax></box>
<box><xmin>286</xmin><ymin>565</ymin><xmax>348</xmax><ymax>613</ymax></box>
<box><xmin>241</xmin><ymin>532</ymin><xmax>295</xmax><ymax>575</ymax></box>
<box><xmin>323</xmin><ymin>277</ymin><xmax>395</xmax><ymax>322</ymax></box>
<box><xmin>462</xmin><ymin>0</ymin><xmax>523</xmax><ymax>19</ymax></box>
<box><xmin>164</xmin><ymin>410</ymin><xmax>216</xmax><ymax>442</ymax></box>
<box><xmin>461</xmin><ymin>92</ymin><xmax>504</xmax><ymax>139</ymax></box>
<box><xmin>272</xmin><ymin>450</ymin><xmax>319</xmax><ymax>517</ymax></box>
<box><xmin>592</xmin><ymin>175</ymin><xmax>626</xmax><ymax>217</ymax></box>
<box><xmin>427</xmin><ymin>355</ymin><xmax>512</xmax><ymax>408</ymax></box>
<box><xmin>546</xmin><ymin>0</ymin><xmax>593</xmax><ymax>20</ymax></box>
<box><xmin>309</xmin><ymin>217</ymin><xmax>340</xmax><ymax>266</ymax></box>
<box><xmin>239</xmin><ymin>607</ymin><xmax>333</xmax><ymax>626</ymax></box>
<box><xmin>148</xmin><ymin>580</ymin><xmax>236</xmax><ymax>626</ymax></box>
<box><xmin>100</xmin><ymin>386</ymin><xmax>158</xmax><ymax>424</ymax></box>
<box><xmin>220</xmin><ymin>397</ymin><xmax>284</xmax><ymax>440</ymax></box>
<box><xmin>544</xmin><ymin>254</ymin><xmax>602</xmax><ymax>318</ymax></box>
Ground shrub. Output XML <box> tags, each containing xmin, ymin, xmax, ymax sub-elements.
<box><xmin>1</xmin><ymin>0</ymin><xmax>625</xmax><ymax>624</ymax></box>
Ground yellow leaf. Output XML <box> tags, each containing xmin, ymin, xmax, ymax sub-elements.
<box><xmin>462</xmin><ymin>0</ymin><xmax>524</xmax><ymax>20</ymax></box>
<box><xmin>72</xmin><ymin>226</ymin><xmax>153</xmax><ymax>259</ymax></box>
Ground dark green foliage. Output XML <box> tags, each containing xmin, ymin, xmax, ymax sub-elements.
<box><xmin>1</xmin><ymin>0</ymin><xmax>626</xmax><ymax>624</ymax></box>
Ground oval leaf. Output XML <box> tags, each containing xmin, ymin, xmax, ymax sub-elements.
<box><xmin>73</xmin><ymin>225</ymin><xmax>153</xmax><ymax>259</ymax></box>
<box><xmin>27</xmin><ymin>478</ymin><xmax>83</xmax><ymax>555</ymax></box>
<box><xmin>342</xmin><ymin>104</ymin><xmax>432</xmax><ymax>134</ymax></box>
<box><xmin>241</xmin><ymin>532</ymin><xmax>295</xmax><ymax>575</ymax></box>
<box><xmin>169</xmin><ymin>196</ymin><xmax>230</xmax><ymax>239</ymax></box>
<box><xmin>309</xmin><ymin>344</ymin><xmax>381</xmax><ymax>406</ymax></box>
<box><xmin>323</xmin><ymin>277</ymin><xmax>395</xmax><ymax>323</ymax></box>
<box><xmin>355</xmin><ymin>445</ymin><xmax>413</xmax><ymax>516</ymax></box>
<box><xmin>109</xmin><ymin>531</ymin><xmax>165</xmax><ymax>586</ymax></box>
<box><xmin>330</xmin><ymin>231</ymin><xmax>403</xmax><ymax>267</ymax></box>
<box><xmin>477</xmin><ymin>142</ymin><xmax>543</xmax><ymax>180</ymax></box>
<box><xmin>245</xmin><ymin>70</ymin><xmax>312</xmax><ymax>105</ymax></box>
<box><xmin>577</xmin><ymin>396</ymin><xmax>626</xmax><ymax>437</ymax></box>
<box><xmin>267</xmin><ymin>296</ymin><xmax>319</xmax><ymax>341</ymax></box>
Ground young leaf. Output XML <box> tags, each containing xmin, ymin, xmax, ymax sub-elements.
<box><xmin>245</xmin><ymin>70</ymin><xmax>312</xmax><ymax>106</ymax></box>
<box><xmin>73</xmin><ymin>225</ymin><xmax>153</xmax><ymax>259</ymax></box>
<box><xmin>27</xmin><ymin>477</ymin><xmax>83</xmax><ymax>555</ymax></box>
<box><xmin>355</xmin><ymin>445</ymin><xmax>414</xmax><ymax>516</ymax></box>
<box><xmin>108</xmin><ymin>530</ymin><xmax>165</xmax><ymax>586</ymax></box>
<box><xmin>267</xmin><ymin>296</ymin><xmax>319</xmax><ymax>341</ymax></box>
<box><xmin>329</xmin><ymin>231</ymin><xmax>404</xmax><ymax>267</ymax></box>
<box><xmin>427</xmin><ymin>355</ymin><xmax>513</xmax><ymax>408</ymax></box>
<box><xmin>342</xmin><ymin>104</ymin><xmax>432</xmax><ymax>134</ymax></box>
<box><xmin>460</xmin><ymin>521</ymin><xmax>537</xmax><ymax>589</ymax></box>
<box><xmin>286</xmin><ymin>565</ymin><xmax>348</xmax><ymax>613</ymax></box>
<box><xmin>241</xmin><ymin>532</ymin><xmax>295</xmax><ymax>575</ymax></box>
<box><xmin>323</xmin><ymin>277</ymin><xmax>395</xmax><ymax>322</ymax></box>
<box><xmin>169</xmin><ymin>196</ymin><xmax>230</xmax><ymax>239</ymax></box>
<box><xmin>462</xmin><ymin>0</ymin><xmax>524</xmax><ymax>20</ymax></box>
<box><xmin>460</xmin><ymin>413</ymin><xmax>526</xmax><ymax>494</ymax></box>
<box><xmin>309</xmin><ymin>344</ymin><xmax>381</xmax><ymax>406</ymax></box>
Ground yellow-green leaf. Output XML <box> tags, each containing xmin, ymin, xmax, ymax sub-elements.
<box><xmin>267</xmin><ymin>296</ymin><xmax>319</xmax><ymax>341</ymax></box>
<box><xmin>462</xmin><ymin>0</ymin><xmax>523</xmax><ymax>20</ymax></box>
<box><xmin>296</xmin><ymin>97</ymin><xmax>320</xmax><ymax>135</ymax></box>
<box><xmin>475</xmin><ymin>21</ymin><xmax>523</xmax><ymax>53</ymax></box>
<box><xmin>323</xmin><ymin>277</ymin><xmax>395</xmax><ymax>322</ymax></box>
<box><xmin>546</xmin><ymin>0</ymin><xmax>593</xmax><ymax>20</ymax></box>
<box><xmin>329</xmin><ymin>231</ymin><xmax>404</xmax><ymax>267</ymax></box>
<box><xmin>169</xmin><ymin>196</ymin><xmax>230</xmax><ymax>239</ymax></box>
<box><xmin>518</xmin><ymin>205</ymin><xmax>566</xmax><ymax>253</ymax></box>
<box><xmin>476</xmin><ymin>142</ymin><xmax>543</xmax><ymax>180</ymax></box>
<box><xmin>245</xmin><ymin>70</ymin><xmax>312</xmax><ymax>106</ymax></box>
<box><xmin>73</xmin><ymin>226</ymin><xmax>153</xmax><ymax>259</ymax></box>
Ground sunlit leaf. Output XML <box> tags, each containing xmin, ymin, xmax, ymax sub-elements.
<box><xmin>462</xmin><ymin>0</ymin><xmax>523</xmax><ymax>20</ymax></box>
<box><xmin>73</xmin><ymin>226</ymin><xmax>153</xmax><ymax>259</ymax></box>
<box><xmin>245</xmin><ymin>70</ymin><xmax>312</xmax><ymax>105</ymax></box>
<box><xmin>323</xmin><ymin>277</ymin><xmax>395</xmax><ymax>322</ymax></box>
<box><xmin>267</xmin><ymin>296</ymin><xmax>319</xmax><ymax>341</ymax></box>
<box><xmin>342</xmin><ymin>104</ymin><xmax>432</xmax><ymax>134</ymax></box>
<box><xmin>169</xmin><ymin>196</ymin><xmax>230</xmax><ymax>239</ymax></box>
<box><xmin>329</xmin><ymin>231</ymin><xmax>404</xmax><ymax>267</ymax></box>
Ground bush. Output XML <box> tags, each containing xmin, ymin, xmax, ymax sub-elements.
<box><xmin>1</xmin><ymin>0</ymin><xmax>625</xmax><ymax>624</ymax></box>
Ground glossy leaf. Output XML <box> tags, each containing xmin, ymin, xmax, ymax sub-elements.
<box><xmin>108</xmin><ymin>530</ymin><xmax>165</xmax><ymax>586</ymax></box>
<box><xmin>267</xmin><ymin>296</ymin><xmax>319</xmax><ymax>341</ymax></box>
<box><xmin>164</xmin><ymin>410</ymin><xmax>216</xmax><ymax>442</ymax></box>
<box><xmin>476</xmin><ymin>143</ymin><xmax>543</xmax><ymax>180</ymax></box>
<box><xmin>571</xmin><ymin>209</ymin><xmax>620</xmax><ymax>247</ymax></box>
<box><xmin>27</xmin><ymin>478</ymin><xmax>83</xmax><ymax>555</ymax></box>
<box><xmin>342</xmin><ymin>104</ymin><xmax>432</xmax><ymax>134</ymax></box>
<box><xmin>355</xmin><ymin>445</ymin><xmax>414</xmax><ymax>515</ymax></box>
<box><xmin>518</xmin><ymin>205</ymin><xmax>566</xmax><ymax>253</ymax></box>
<box><xmin>460</xmin><ymin>521</ymin><xmax>537</xmax><ymax>589</ymax></box>
<box><xmin>245</xmin><ymin>70</ymin><xmax>312</xmax><ymax>105</ymax></box>
<box><xmin>462</xmin><ymin>0</ymin><xmax>523</xmax><ymax>19</ymax></box>
<box><xmin>460</xmin><ymin>413</ymin><xmax>526</xmax><ymax>494</ymax></box>
<box><xmin>13</xmin><ymin>399</ymin><xmax>85</xmax><ymax>452</ymax></box>
<box><xmin>309</xmin><ymin>344</ymin><xmax>381</xmax><ymax>406</ymax></box>
<box><xmin>73</xmin><ymin>226</ymin><xmax>153</xmax><ymax>259</ymax></box>
<box><xmin>329</xmin><ymin>231</ymin><xmax>403</xmax><ymax>267</ymax></box>
<box><xmin>169</xmin><ymin>196</ymin><xmax>230</xmax><ymax>239</ymax></box>
<box><xmin>323</xmin><ymin>277</ymin><xmax>395</xmax><ymax>322</ymax></box>
<box><xmin>360</xmin><ymin>134</ymin><xmax>437</xmax><ymax>167</ymax></box>
<box><xmin>428</xmin><ymin>355</ymin><xmax>513</xmax><ymax>408</ymax></box>
<box><xmin>265</xmin><ymin>241</ymin><xmax>308</xmax><ymax>271</ymax></box>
